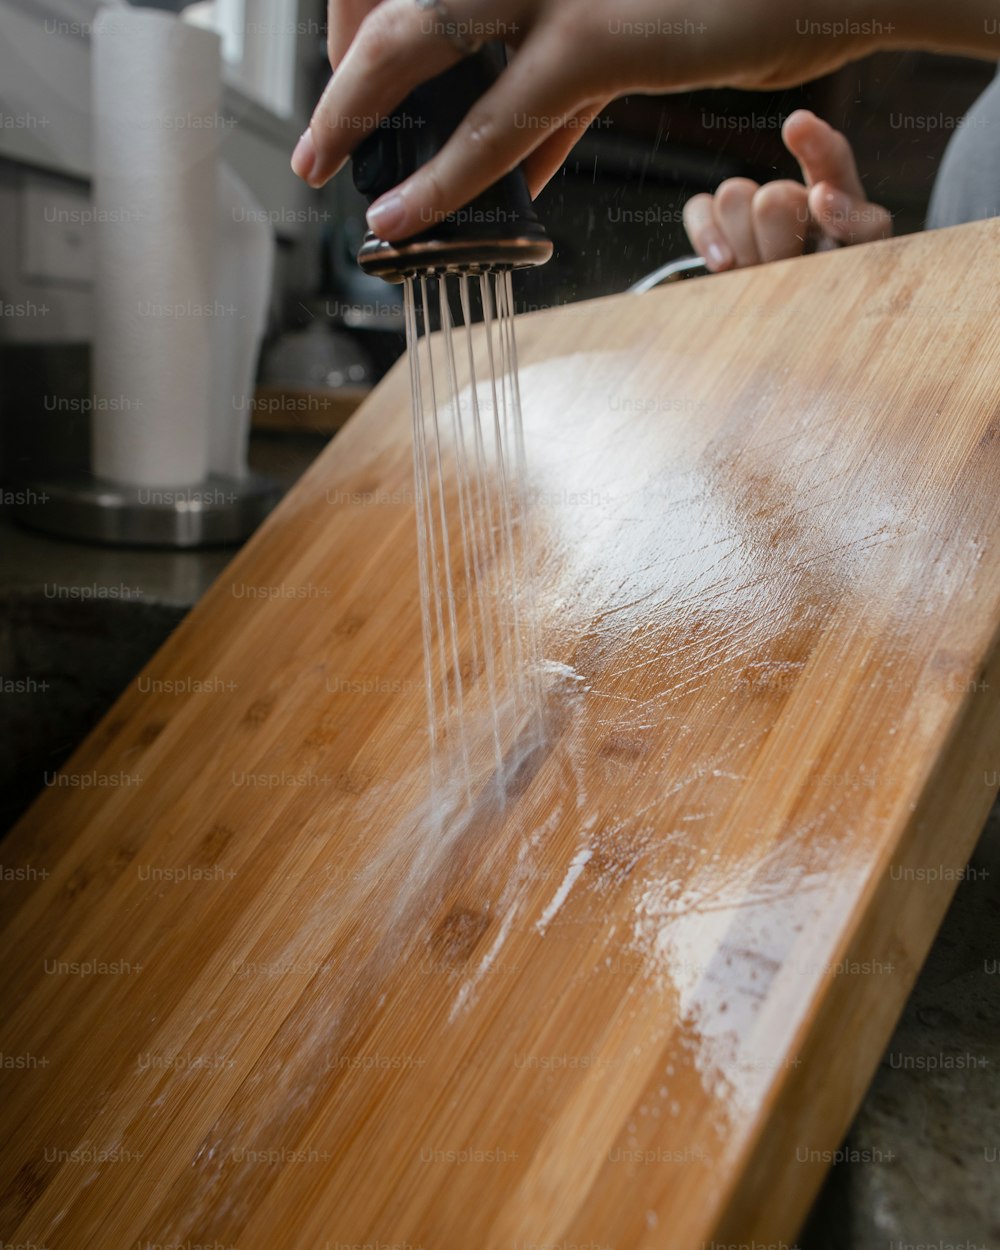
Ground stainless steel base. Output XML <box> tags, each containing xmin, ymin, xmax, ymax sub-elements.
<box><xmin>8</xmin><ymin>472</ymin><xmax>281</xmax><ymax>549</ymax></box>
<box><xmin>356</xmin><ymin>231</ymin><xmax>554</xmax><ymax>283</ymax></box>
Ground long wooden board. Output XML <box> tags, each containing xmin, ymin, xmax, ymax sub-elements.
<box><xmin>3</xmin><ymin>219</ymin><xmax>1000</xmax><ymax>1249</ymax></box>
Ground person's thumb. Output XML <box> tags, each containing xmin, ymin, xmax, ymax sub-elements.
<box><xmin>807</xmin><ymin>181</ymin><xmax>893</xmax><ymax>245</ymax></box>
<box><xmin>782</xmin><ymin>110</ymin><xmax>892</xmax><ymax>246</ymax></box>
<box><xmin>782</xmin><ymin>109</ymin><xmax>865</xmax><ymax>199</ymax></box>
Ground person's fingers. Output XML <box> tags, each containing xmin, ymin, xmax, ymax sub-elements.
<box><xmin>751</xmin><ymin>180</ymin><xmax>810</xmax><ymax>262</ymax></box>
<box><xmin>521</xmin><ymin>102</ymin><xmax>610</xmax><ymax>198</ymax></box>
<box><xmin>807</xmin><ymin>181</ymin><xmax>893</xmax><ymax>245</ymax></box>
<box><xmin>782</xmin><ymin>109</ymin><xmax>866</xmax><ymax>200</ymax></box>
<box><xmin>781</xmin><ymin>109</ymin><xmax>892</xmax><ymax>247</ymax></box>
<box><xmin>714</xmin><ymin>177</ymin><xmax>761</xmax><ymax>268</ymax></box>
<box><xmin>296</xmin><ymin>0</ymin><xmax>474</xmax><ymax>188</ymax></box>
<box><xmin>682</xmin><ymin>194</ymin><xmax>734</xmax><ymax>272</ymax></box>
<box><xmin>328</xmin><ymin>0</ymin><xmax>379</xmax><ymax>70</ymax></box>
<box><xmin>365</xmin><ymin>31</ymin><xmax>598</xmax><ymax>240</ymax></box>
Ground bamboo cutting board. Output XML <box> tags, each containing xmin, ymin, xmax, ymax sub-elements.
<box><xmin>3</xmin><ymin>219</ymin><xmax>1000</xmax><ymax>1250</ymax></box>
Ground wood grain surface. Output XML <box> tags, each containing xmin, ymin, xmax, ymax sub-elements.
<box><xmin>251</xmin><ymin>385</ymin><xmax>368</xmax><ymax>434</ymax></box>
<box><xmin>3</xmin><ymin>219</ymin><xmax>1000</xmax><ymax>1250</ymax></box>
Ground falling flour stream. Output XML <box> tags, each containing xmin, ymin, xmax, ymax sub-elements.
<box><xmin>402</xmin><ymin>270</ymin><xmax>545</xmax><ymax>811</ymax></box>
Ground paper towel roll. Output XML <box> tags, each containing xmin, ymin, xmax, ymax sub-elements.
<box><xmin>91</xmin><ymin>8</ymin><xmax>222</xmax><ymax>488</ymax></box>
<box><xmin>211</xmin><ymin>164</ymin><xmax>275</xmax><ymax>479</ymax></box>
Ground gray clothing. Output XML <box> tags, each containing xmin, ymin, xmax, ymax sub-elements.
<box><xmin>926</xmin><ymin>67</ymin><xmax>1000</xmax><ymax>229</ymax></box>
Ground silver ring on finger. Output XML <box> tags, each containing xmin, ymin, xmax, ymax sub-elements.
<box><xmin>414</xmin><ymin>0</ymin><xmax>484</xmax><ymax>56</ymax></box>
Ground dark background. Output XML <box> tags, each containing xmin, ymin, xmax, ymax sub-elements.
<box><xmin>513</xmin><ymin>52</ymin><xmax>996</xmax><ymax>307</ymax></box>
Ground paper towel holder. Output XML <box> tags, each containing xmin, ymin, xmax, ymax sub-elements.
<box><xmin>9</xmin><ymin>472</ymin><xmax>281</xmax><ymax>549</ymax></box>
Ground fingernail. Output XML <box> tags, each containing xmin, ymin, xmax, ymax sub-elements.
<box><xmin>821</xmin><ymin>188</ymin><xmax>852</xmax><ymax>220</ymax></box>
<box><xmin>367</xmin><ymin>192</ymin><xmax>408</xmax><ymax>240</ymax></box>
<box><xmin>291</xmin><ymin>128</ymin><xmax>316</xmax><ymax>181</ymax></box>
<box><xmin>706</xmin><ymin>241</ymin><xmax>732</xmax><ymax>271</ymax></box>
